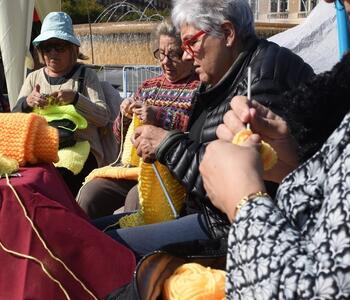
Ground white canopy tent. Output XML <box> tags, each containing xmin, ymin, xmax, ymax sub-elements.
<box><xmin>269</xmin><ymin>1</ymin><xmax>338</xmax><ymax>74</ymax></box>
<box><xmin>0</xmin><ymin>0</ymin><xmax>60</xmax><ymax>109</ymax></box>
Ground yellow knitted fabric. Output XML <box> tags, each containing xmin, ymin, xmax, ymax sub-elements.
<box><xmin>0</xmin><ymin>113</ymin><xmax>59</xmax><ymax>166</ymax></box>
<box><xmin>0</xmin><ymin>153</ymin><xmax>19</xmax><ymax>176</ymax></box>
<box><xmin>54</xmin><ymin>141</ymin><xmax>90</xmax><ymax>175</ymax></box>
<box><xmin>34</xmin><ymin>104</ymin><xmax>88</xmax><ymax>130</ymax></box>
<box><xmin>118</xmin><ymin>115</ymin><xmax>186</xmax><ymax>228</ymax></box>
<box><xmin>232</xmin><ymin>128</ymin><xmax>278</xmax><ymax>171</ymax></box>
<box><xmin>83</xmin><ymin>113</ymin><xmax>186</xmax><ymax>228</ymax></box>
<box><xmin>85</xmin><ymin>165</ymin><xmax>140</xmax><ymax>182</ymax></box>
<box><xmin>83</xmin><ymin>115</ymin><xmax>142</xmax><ymax>185</ymax></box>
<box><xmin>121</xmin><ymin>115</ymin><xmax>141</xmax><ymax>166</ymax></box>
<box><xmin>163</xmin><ymin>263</ymin><xmax>226</xmax><ymax>300</ymax></box>
<box><xmin>35</xmin><ymin>104</ymin><xmax>91</xmax><ymax>174</ymax></box>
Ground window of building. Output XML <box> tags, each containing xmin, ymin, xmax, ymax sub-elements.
<box><xmin>270</xmin><ymin>0</ymin><xmax>289</xmax><ymax>12</ymax></box>
<box><xmin>300</xmin><ymin>0</ymin><xmax>319</xmax><ymax>11</ymax></box>
<box><xmin>280</xmin><ymin>0</ymin><xmax>288</xmax><ymax>12</ymax></box>
<box><xmin>270</xmin><ymin>0</ymin><xmax>278</xmax><ymax>12</ymax></box>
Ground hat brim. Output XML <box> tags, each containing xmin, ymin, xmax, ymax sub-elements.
<box><xmin>33</xmin><ymin>30</ymin><xmax>80</xmax><ymax>47</ymax></box>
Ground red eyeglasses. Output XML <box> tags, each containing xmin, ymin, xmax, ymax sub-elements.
<box><xmin>181</xmin><ymin>30</ymin><xmax>208</xmax><ymax>58</ymax></box>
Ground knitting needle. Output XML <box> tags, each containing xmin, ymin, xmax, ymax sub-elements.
<box><xmin>152</xmin><ymin>163</ymin><xmax>179</xmax><ymax>218</ymax></box>
<box><xmin>246</xmin><ymin>66</ymin><xmax>252</xmax><ymax>130</ymax></box>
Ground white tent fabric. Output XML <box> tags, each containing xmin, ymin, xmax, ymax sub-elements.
<box><xmin>269</xmin><ymin>1</ymin><xmax>338</xmax><ymax>74</ymax></box>
<box><xmin>0</xmin><ymin>0</ymin><xmax>34</xmax><ymax>109</ymax></box>
<box><xmin>0</xmin><ymin>0</ymin><xmax>60</xmax><ymax>109</ymax></box>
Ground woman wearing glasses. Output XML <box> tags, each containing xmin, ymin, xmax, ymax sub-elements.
<box><xmin>13</xmin><ymin>12</ymin><xmax>110</xmax><ymax>196</ymax></box>
<box><xmin>94</xmin><ymin>0</ymin><xmax>317</xmax><ymax>262</ymax></box>
<box><xmin>77</xmin><ymin>19</ymin><xmax>200</xmax><ymax>219</ymax></box>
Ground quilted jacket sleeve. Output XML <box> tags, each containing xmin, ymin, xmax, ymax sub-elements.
<box><xmin>157</xmin><ymin>132</ymin><xmax>207</xmax><ymax>197</ymax></box>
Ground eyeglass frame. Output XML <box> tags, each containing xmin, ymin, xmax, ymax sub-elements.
<box><xmin>153</xmin><ymin>48</ymin><xmax>183</xmax><ymax>62</ymax></box>
<box><xmin>38</xmin><ymin>42</ymin><xmax>71</xmax><ymax>53</ymax></box>
<box><xmin>181</xmin><ymin>29</ymin><xmax>208</xmax><ymax>58</ymax></box>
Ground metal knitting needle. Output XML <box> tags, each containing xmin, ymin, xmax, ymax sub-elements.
<box><xmin>152</xmin><ymin>163</ymin><xmax>179</xmax><ymax>218</ymax></box>
<box><xmin>246</xmin><ymin>66</ymin><xmax>252</xmax><ymax>130</ymax></box>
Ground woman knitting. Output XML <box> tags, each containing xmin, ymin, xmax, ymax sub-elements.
<box><xmin>12</xmin><ymin>12</ymin><xmax>110</xmax><ymax>196</ymax></box>
<box><xmin>200</xmin><ymin>51</ymin><xmax>350</xmax><ymax>299</ymax></box>
<box><xmin>76</xmin><ymin>19</ymin><xmax>200</xmax><ymax>219</ymax></box>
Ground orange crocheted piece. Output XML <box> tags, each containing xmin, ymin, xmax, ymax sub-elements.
<box><xmin>0</xmin><ymin>113</ymin><xmax>59</xmax><ymax>166</ymax></box>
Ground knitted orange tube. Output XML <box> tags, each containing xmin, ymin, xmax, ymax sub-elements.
<box><xmin>0</xmin><ymin>113</ymin><xmax>59</xmax><ymax>166</ymax></box>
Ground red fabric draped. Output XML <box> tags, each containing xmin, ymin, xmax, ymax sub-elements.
<box><xmin>0</xmin><ymin>163</ymin><xmax>135</xmax><ymax>299</ymax></box>
<box><xmin>33</xmin><ymin>8</ymin><xmax>40</xmax><ymax>22</ymax></box>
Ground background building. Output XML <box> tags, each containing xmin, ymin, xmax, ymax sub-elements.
<box><xmin>249</xmin><ymin>0</ymin><xmax>319</xmax><ymax>23</ymax></box>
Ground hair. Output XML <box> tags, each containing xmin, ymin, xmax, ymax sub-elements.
<box><xmin>171</xmin><ymin>0</ymin><xmax>255</xmax><ymax>41</ymax></box>
<box><xmin>150</xmin><ymin>18</ymin><xmax>182</xmax><ymax>51</ymax></box>
<box><xmin>281</xmin><ymin>52</ymin><xmax>350</xmax><ymax>162</ymax></box>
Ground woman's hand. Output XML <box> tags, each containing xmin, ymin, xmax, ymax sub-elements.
<box><xmin>132</xmin><ymin>102</ymin><xmax>157</xmax><ymax>125</ymax></box>
<box><xmin>132</xmin><ymin>125</ymin><xmax>168</xmax><ymax>163</ymax></box>
<box><xmin>50</xmin><ymin>89</ymin><xmax>77</xmax><ymax>105</ymax></box>
<box><xmin>199</xmin><ymin>138</ymin><xmax>266</xmax><ymax>222</ymax></box>
<box><xmin>26</xmin><ymin>84</ymin><xmax>48</xmax><ymax>108</ymax></box>
<box><xmin>217</xmin><ymin>96</ymin><xmax>299</xmax><ymax>183</ymax></box>
<box><xmin>120</xmin><ymin>97</ymin><xmax>135</xmax><ymax>118</ymax></box>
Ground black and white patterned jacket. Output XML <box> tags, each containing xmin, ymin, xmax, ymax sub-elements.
<box><xmin>226</xmin><ymin>111</ymin><xmax>350</xmax><ymax>299</ymax></box>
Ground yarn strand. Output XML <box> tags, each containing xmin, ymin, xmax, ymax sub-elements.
<box><xmin>5</xmin><ymin>175</ymin><xmax>98</xmax><ymax>300</ymax></box>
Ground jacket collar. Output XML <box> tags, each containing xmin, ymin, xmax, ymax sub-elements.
<box><xmin>197</xmin><ymin>37</ymin><xmax>259</xmax><ymax>109</ymax></box>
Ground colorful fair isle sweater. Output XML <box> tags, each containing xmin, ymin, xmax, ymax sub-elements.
<box><xmin>226</xmin><ymin>111</ymin><xmax>350</xmax><ymax>299</ymax></box>
<box><xmin>114</xmin><ymin>74</ymin><xmax>200</xmax><ymax>142</ymax></box>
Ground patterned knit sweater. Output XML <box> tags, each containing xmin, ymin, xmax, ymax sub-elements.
<box><xmin>114</xmin><ymin>73</ymin><xmax>200</xmax><ymax>141</ymax></box>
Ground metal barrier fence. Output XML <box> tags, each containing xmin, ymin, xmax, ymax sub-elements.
<box><xmin>122</xmin><ymin>65</ymin><xmax>162</xmax><ymax>98</ymax></box>
<box><xmin>87</xmin><ymin>64</ymin><xmax>162</xmax><ymax>98</ymax></box>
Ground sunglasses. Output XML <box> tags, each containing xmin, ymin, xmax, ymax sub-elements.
<box><xmin>153</xmin><ymin>49</ymin><xmax>183</xmax><ymax>62</ymax></box>
<box><xmin>181</xmin><ymin>30</ymin><xmax>208</xmax><ymax>58</ymax></box>
<box><xmin>39</xmin><ymin>43</ymin><xmax>70</xmax><ymax>53</ymax></box>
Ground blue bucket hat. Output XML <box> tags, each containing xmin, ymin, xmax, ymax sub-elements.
<box><xmin>33</xmin><ymin>12</ymin><xmax>80</xmax><ymax>47</ymax></box>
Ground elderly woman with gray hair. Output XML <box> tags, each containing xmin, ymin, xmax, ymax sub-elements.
<box><xmin>98</xmin><ymin>0</ymin><xmax>314</xmax><ymax>259</ymax></box>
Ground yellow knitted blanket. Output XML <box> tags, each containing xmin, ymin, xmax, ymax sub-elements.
<box><xmin>83</xmin><ymin>116</ymin><xmax>141</xmax><ymax>182</ymax></box>
<box><xmin>0</xmin><ymin>113</ymin><xmax>58</xmax><ymax>166</ymax></box>
<box><xmin>119</xmin><ymin>115</ymin><xmax>186</xmax><ymax>228</ymax></box>
<box><xmin>84</xmin><ymin>115</ymin><xmax>186</xmax><ymax>227</ymax></box>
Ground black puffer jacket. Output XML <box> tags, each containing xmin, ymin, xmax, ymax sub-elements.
<box><xmin>156</xmin><ymin>38</ymin><xmax>315</xmax><ymax>239</ymax></box>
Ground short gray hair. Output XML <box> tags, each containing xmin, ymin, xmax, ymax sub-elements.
<box><xmin>151</xmin><ymin>19</ymin><xmax>182</xmax><ymax>51</ymax></box>
<box><xmin>171</xmin><ymin>0</ymin><xmax>255</xmax><ymax>41</ymax></box>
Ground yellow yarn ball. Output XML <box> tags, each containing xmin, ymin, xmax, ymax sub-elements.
<box><xmin>0</xmin><ymin>153</ymin><xmax>19</xmax><ymax>176</ymax></box>
<box><xmin>163</xmin><ymin>263</ymin><xmax>226</xmax><ymax>300</ymax></box>
<box><xmin>232</xmin><ymin>128</ymin><xmax>277</xmax><ymax>171</ymax></box>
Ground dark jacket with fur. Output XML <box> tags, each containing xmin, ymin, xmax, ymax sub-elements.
<box><xmin>156</xmin><ymin>38</ymin><xmax>315</xmax><ymax>239</ymax></box>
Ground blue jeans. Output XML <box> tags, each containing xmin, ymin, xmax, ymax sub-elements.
<box><xmin>93</xmin><ymin>213</ymin><xmax>210</xmax><ymax>259</ymax></box>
